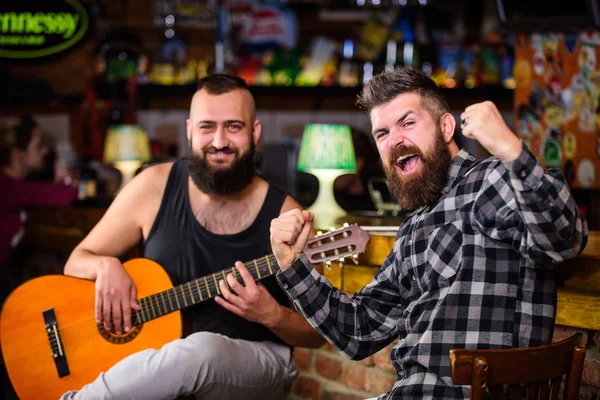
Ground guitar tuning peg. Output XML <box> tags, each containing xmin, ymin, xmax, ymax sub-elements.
<box><xmin>338</xmin><ymin>257</ymin><xmax>345</xmax><ymax>268</ymax></box>
<box><xmin>316</xmin><ymin>231</ymin><xmax>323</xmax><ymax>236</ymax></box>
<box><xmin>329</xmin><ymin>226</ymin><xmax>336</xmax><ymax>231</ymax></box>
<box><xmin>343</xmin><ymin>222</ymin><xmax>349</xmax><ymax>227</ymax></box>
<box><xmin>323</xmin><ymin>260</ymin><xmax>332</xmax><ymax>270</ymax></box>
<box><xmin>352</xmin><ymin>254</ymin><xmax>359</xmax><ymax>264</ymax></box>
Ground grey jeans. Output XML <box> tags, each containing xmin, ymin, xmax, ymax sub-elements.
<box><xmin>60</xmin><ymin>332</ymin><xmax>297</xmax><ymax>400</ymax></box>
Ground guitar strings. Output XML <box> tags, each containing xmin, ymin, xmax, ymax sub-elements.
<box><xmin>54</xmin><ymin>258</ymin><xmax>278</xmax><ymax>335</ymax></box>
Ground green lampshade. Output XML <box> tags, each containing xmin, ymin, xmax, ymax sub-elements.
<box><xmin>104</xmin><ymin>125</ymin><xmax>152</xmax><ymax>164</ymax></box>
<box><xmin>297</xmin><ymin>124</ymin><xmax>357</xmax><ymax>172</ymax></box>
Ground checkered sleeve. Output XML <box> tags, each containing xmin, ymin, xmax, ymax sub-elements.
<box><xmin>475</xmin><ymin>141</ymin><xmax>588</xmax><ymax>263</ymax></box>
<box><xmin>276</xmin><ymin>250</ymin><xmax>404</xmax><ymax>360</ymax></box>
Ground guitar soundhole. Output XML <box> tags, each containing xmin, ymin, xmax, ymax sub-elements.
<box><xmin>97</xmin><ymin>323</ymin><xmax>143</xmax><ymax>344</ymax></box>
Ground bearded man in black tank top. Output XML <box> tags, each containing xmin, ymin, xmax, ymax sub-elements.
<box><xmin>61</xmin><ymin>75</ymin><xmax>326</xmax><ymax>400</ymax></box>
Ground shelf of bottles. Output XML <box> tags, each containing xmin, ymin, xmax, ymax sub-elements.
<box><xmin>139</xmin><ymin>0</ymin><xmax>515</xmax><ymax>101</ymax></box>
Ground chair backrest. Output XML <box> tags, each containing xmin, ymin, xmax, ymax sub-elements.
<box><xmin>450</xmin><ymin>333</ymin><xmax>586</xmax><ymax>400</ymax></box>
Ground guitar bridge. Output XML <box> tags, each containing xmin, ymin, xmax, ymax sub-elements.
<box><xmin>43</xmin><ymin>308</ymin><xmax>70</xmax><ymax>378</ymax></box>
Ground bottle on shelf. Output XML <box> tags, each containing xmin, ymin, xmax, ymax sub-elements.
<box><xmin>338</xmin><ymin>39</ymin><xmax>359</xmax><ymax>87</ymax></box>
<box><xmin>385</xmin><ymin>38</ymin><xmax>398</xmax><ymax>72</ymax></box>
<box><xmin>362</xmin><ymin>61</ymin><xmax>374</xmax><ymax>85</ymax></box>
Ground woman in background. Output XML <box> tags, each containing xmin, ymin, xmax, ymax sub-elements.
<box><xmin>0</xmin><ymin>116</ymin><xmax>76</xmax><ymax>277</ymax></box>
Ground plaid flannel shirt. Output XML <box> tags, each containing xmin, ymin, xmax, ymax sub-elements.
<box><xmin>277</xmin><ymin>144</ymin><xmax>588</xmax><ymax>399</ymax></box>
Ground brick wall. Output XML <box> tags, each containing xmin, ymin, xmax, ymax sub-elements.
<box><xmin>553</xmin><ymin>326</ymin><xmax>600</xmax><ymax>399</ymax></box>
<box><xmin>289</xmin><ymin>341</ymin><xmax>398</xmax><ymax>400</ymax></box>
<box><xmin>289</xmin><ymin>326</ymin><xmax>600</xmax><ymax>400</ymax></box>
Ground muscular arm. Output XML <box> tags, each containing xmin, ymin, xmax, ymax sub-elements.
<box><xmin>63</xmin><ymin>164</ymin><xmax>167</xmax><ymax>334</ymax></box>
<box><xmin>63</xmin><ymin>164</ymin><xmax>167</xmax><ymax>280</ymax></box>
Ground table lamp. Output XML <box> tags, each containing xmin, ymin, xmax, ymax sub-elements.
<box><xmin>103</xmin><ymin>125</ymin><xmax>152</xmax><ymax>189</ymax></box>
<box><xmin>297</xmin><ymin>123</ymin><xmax>356</xmax><ymax>228</ymax></box>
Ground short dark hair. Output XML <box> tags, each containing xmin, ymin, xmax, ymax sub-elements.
<box><xmin>0</xmin><ymin>116</ymin><xmax>38</xmax><ymax>167</ymax></box>
<box><xmin>197</xmin><ymin>74</ymin><xmax>250</xmax><ymax>95</ymax></box>
<box><xmin>357</xmin><ymin>67</ymin><xmax>450</xmax><ymax>121</ymax></box>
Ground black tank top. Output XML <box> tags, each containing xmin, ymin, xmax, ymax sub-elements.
<box><xmin>141</xmin><ymin>159</ymin><xmax>291</xmax><ymax>346</ymax></box>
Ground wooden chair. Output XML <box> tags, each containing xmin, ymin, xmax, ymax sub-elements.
<box><xmin>450</xmin><ymin>333</ymin><xmax>586</xmax><ymax>400</ymax></box>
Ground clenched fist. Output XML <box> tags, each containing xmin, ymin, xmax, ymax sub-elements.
<box><xmin>460</xmin><ymin>101</ymin><xmax>523</xmax><ymax>161</ymax></box>
<box><xmin>270</xmin><ymin>209</ymin><xmax>314</xmax><ymax>270</ymax></box>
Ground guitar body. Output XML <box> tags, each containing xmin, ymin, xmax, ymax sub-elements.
<box><xmin>0</xmin><ymin>258</ymin><xmax>182</xmax><ymax>400</ymax></box>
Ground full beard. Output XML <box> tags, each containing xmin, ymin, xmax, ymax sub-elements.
<box><xmin>187</xmin><ymin>143</ymin><xmax>256</xmax><ymax>195</ymax></box>
<box><xmin>384</xmin><ymin>129</ymin><xmax>451</xmax><ymax>211</ymax></box>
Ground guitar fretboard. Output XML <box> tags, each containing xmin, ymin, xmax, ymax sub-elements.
<box><xmin>132</xmin><ymin>254</ymin><xmax>280</xmax><ymax>326</ymax></box>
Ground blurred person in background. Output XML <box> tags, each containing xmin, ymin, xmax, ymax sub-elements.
<box><xmin>0</xmin><ymin>116</ymin><xmax>77</xmax><ymax>278</ymax></box>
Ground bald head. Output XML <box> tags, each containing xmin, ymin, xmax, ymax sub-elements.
<box><xmin>191</xmin><ymin>74</ymin><xmax>256</xmax><ymax>121</ymax></box>
<box><xmin>189</xmin><ymin>88</ymin><xmax>256</xmax><ymax>127</ymax></box>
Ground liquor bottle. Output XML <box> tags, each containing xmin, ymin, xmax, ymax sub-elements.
<box><xmin>338</xmin><ymin>39</ymin><xmax>359</xmax><ymax>87</ymax></box>
<box><xmin>385</xmin><ymin>39</ymin><xmax>398</xmax><ymax>72</ymax></box>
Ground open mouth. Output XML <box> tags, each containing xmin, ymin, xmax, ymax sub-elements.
<box><xmin>395</xmin><ymin>153</ymin><xmax>420</xmax><ymax>175</ymax></box>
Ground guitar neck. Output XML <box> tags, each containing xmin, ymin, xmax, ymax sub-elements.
<box><xmin>130</xmin><ymin>223</ymin><xmax>369</xmax><ymax>326</ymax></box>
<box><xmin>132</xmin><ymin>254</ymin><xmax>280</xmax><ymax>326</ymax></box>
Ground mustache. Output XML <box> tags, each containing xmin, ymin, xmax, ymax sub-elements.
<box><xmin>203</xmin><ymin>146</ymin><xmax>237</xmax><ymax>154</ymax></box>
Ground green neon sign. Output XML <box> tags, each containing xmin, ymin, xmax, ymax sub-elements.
<box><xmin>0</xmin><ymin>0</ymin><xmax>89</xmax><ymax>59</ymax></box>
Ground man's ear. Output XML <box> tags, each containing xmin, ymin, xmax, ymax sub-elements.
<box><xmin>186</xmin><ymin>118</ymin><xmax>192</xmax><ymax>143</ymax></box>
<box><xmin>253</xmin><ymin>120</ymin><xmax>262</xmax><ymax>145</ymax></box>
<box><xmin>440</xmin><ymin>113</ymin><xmax>456</xmax><ymax>143</ymax></box>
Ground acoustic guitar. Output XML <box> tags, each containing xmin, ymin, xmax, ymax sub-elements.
<box><xmin>0</xmin><ymin>224</ymin><xmax>369</xmax><ymax>400</ymax></box>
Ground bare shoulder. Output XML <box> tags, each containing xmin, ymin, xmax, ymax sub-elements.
<box><xmin>118</xmin><ymin>161</ymin><xmax>175</xmax><ymax>237</ymax></box>
<box><xmin>128</xmin><ymin>162</ymin><xmax>173</xmax><ymax>198</ymax></box>
<box><xmin>116</xmin><ymin>161</ymin><xmax>174</xmax><ymax>216</ymax></box>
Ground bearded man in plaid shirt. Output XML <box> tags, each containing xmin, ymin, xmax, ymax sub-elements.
<box><xmin>270</xmin><ymin>67</ymin><xmax>588</xmax><ymax>399</ymax></box>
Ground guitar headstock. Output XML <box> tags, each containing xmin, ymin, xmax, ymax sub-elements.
<box><xmin>303</xmin><ymin>223</ymin><xmax>370</xmax><ymax>269</ymax></box>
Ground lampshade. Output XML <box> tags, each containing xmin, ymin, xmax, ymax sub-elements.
<box><xmin>297</xmin><ymin>124</ymin><xmax>357</xmax><ymax>229</ymax></box>
<box><xmin>103</xmin><ymin>125</ymin><xmax>151</xmax><ymax>189</ymax></box>
<box><xmin>297</xmin><ymin>124</ymin><xmax>357</xmax><ymax>173</ymax></box>
<box><xmin>104</xmin><ymin>125</ymin><xmax>152</xmax><ymax>164</ymax></box>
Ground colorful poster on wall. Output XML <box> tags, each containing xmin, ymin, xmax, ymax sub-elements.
<box><xmin>514</xmin><ymin>31</ymin><xmax>600</xmax><ymax>189</ymax></box>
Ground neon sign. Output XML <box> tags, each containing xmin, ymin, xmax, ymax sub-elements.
<box><xmin>0</xmin><ymin>0</ymin><xmax>89</xmax><ymax>59</ymax></box>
